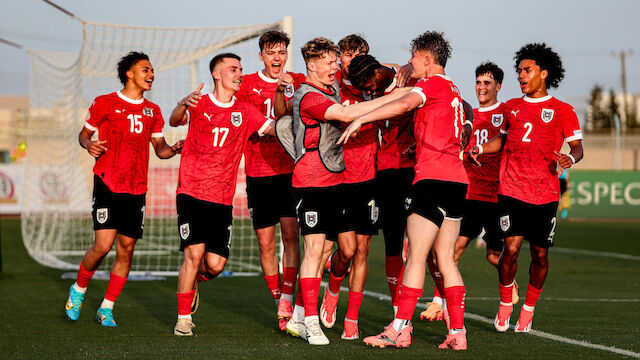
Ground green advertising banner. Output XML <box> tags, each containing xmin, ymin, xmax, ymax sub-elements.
<box><xmin>568</xmin><ymin>170</ymin><xmax>640</xmax><ymax>219</ymax></box>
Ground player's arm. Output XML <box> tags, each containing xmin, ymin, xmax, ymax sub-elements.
<box><xmin>337</xmin><ymin>91</ymin><xmax>422</xmax><ymax>144</ymax></box>
<box><xmin>460</xmin><ymin>99</ymin><xmax>474</xmax><ymax>151</ymax></box>
<box><xmin>324</xmin><ymin>87</ymin><xmax>412</xmax><ymax>123</ymax></box>
<box><xmin>274</xmin><ymin>73</ymin><xmax>294</xmax><ymax>118</ymax></box>
<box><xmin>151</xmin><ymin>137</ymin><xmax>184</xmax><ymax>159</ymax></box>
<box><xmin>466</xmin><ymin>133</ymin><xmax>506</xmax><ymax>166</ymax></box>
<box><xmin>170</xmin><ymin>83</ymin><xmax>203</xmax><ymax>127</ymax></box>
<box><xmin>555</xmin><ymin>139</ymin><xmax>583</xmax><ymax>169</ymax></box>
<box><xmin>78</xmin><ymin>127</ymin><xmax>107</xmax><ymax>158</ymax></box>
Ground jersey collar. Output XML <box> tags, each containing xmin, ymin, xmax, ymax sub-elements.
<box><xmin>433</xmin><ymin>73</ymin><xmax>452</xmax><ymax>81</ymax></box>
<box><xmin>208</xmin><ymin>93</ymin><xmax>236</xmax><ymax>108</ymax></box>
<box><xmin>478</xmin><ymin>102</ymin><xmax>502</xmax><ymax>112</ymax></box>
<box><xmin>117</xmin><ymin>91</ymin><xmax>144</xmax><ymax>105</ymax></box>
<box><xmin>384</xmin><ymin>67</ymin><xmax>398</xmax><ymax>94</ymax></box>
<box><xmin>258</xmin><ymin>70</ymin><xmax>279</xmax><ymax>83</ymax></box>
<box><xmin>524</xmin><ymin>95</ymin><xmax>552</xmax><ymax>103</ymax></box>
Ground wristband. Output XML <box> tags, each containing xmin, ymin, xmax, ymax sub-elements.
<box><xmin>567</xmin><ymin>154</ymin><xmax>576</xmax><ymax>164</ymax></box>
<box><xmin>464</xmin><ymin>120</ymin><xmax>473</xmax><ymax>127</ymax></box>
<box><xmin>476</xmin><ymin>144</ymin><xmax>483</xmax><ymax>155</ymax></box>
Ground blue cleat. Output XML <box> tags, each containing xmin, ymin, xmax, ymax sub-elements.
<box><xmin>96</xmin><ymin>308</ymin><xmax>117</xmax><ymax>327</ymax></box>
<box><xmin>65</xmin><ymin>285</ymin><xmax>84</xmax><ymax>321</ymax></box>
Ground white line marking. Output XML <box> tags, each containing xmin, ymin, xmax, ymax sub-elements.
<box><xmin>465</xmin><ymin>297</ymin><xmax>640</xmax><ymax>303</ymax></box>
<box><xmin>551</xmin><ymin>246</ymin><xmax>640</xmax><ymax>261</ymax></box>
<box><xmin>326</xmin><ymin>283</ymin><xmax>640</xmax><ymax>358</ymax></box>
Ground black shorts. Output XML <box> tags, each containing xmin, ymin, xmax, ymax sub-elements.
<box><xmin>376</xmin><ymin>168</ymin><xmax>414</xmax><ymax>255</ymax></box>
<box><xmin>294</xmin><ymin>186</ymin><xmax>342</xmax><ymax>237</ymax></box>
<box><xmin>176</xmin><ymin>194</ymin><xmax>233</xmax><ymax>258</ymax></box>
<box><xmin>341</xmin><ymin>180</ymin><xmax>379</xmax><ymax>236</ymax></box>
<box><xmin>408</xmin><ymin>179</ymin><xmax>467</xmax><ymax>228</ymax></box>
<box><xmin>246</xmin><ymin>174</ymin><xmax>297</xmax><ymax>230</ymax></box>
<box><xmin>498</xmin><ymin>195</ymin><xmax>558</xmax><ymax>249</ymax></box>
<box><xmin>460</xmin><ymin>199</ymin><xmax>503</xmax><ymax>252</ymax></box>
<box><xmin>92</xmin><ymin>175</ymin><xmax>145</xmax><ymax>239</ymax></box>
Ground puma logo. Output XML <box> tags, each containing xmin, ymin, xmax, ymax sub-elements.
<box><xmin>511</xmin><ymin>110</ymin><xmax>520</xmax><ymax>117</ymax></box>
<box><xmin>203</xmin><ymin>113</ymin><xmax>212</xmax><ymax>121</ymax></box>
<box><xmin>252</xmin><ymin>88</ymin><xmax>263</xmax><ymax>95</ymax></box>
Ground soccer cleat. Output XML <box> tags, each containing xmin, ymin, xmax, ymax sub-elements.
<box><xmin>514</xmin><ymin>306</ymin><xmax>535</xmax><ymax>333</ymax></box>
<box><xmin>512</xmin><ymin>280</ymin><xmax>520</xmax><ymax>305</ymax></box>
<box><xmin>363</xmin><ymin>323</ymin><xmax>413</xmax><ymax>348</ymax></box>
<box><xmin>319</xmin><ymin>286</ymin><xmax>339</xmax><ymax>328</ymax></box>
<box><xmin>277</xmin><ymin>298</ymin><xmax>294</xmax><ymax>320</ymax></box>
<box><xmin>494</xmin><ymin>303</ymin><xmax>513</xmax><ymax>332</ymax></box>
<box><xmin>65</xmin><ymin>285</ymin><xmax>85</xmax><ymax>321</ymax></box>
<box><xmin>285</xmin><ymin>317</ymin><xmax>307</xmax><ymax>340</ymax></box>
<box><xmin>438</xmin><ymin>330</ymin><xmax>467</xmax><ymax>350</ymax></box>
<box><xmin>420</xmin><ymin>302</ymin><xmax>443</xmax><ymax>322</ymax></box>
<box><xmin>174</xmin><ymin>318</ymin><xmax>196</xmax><ymax>336</ymax></box>
<box><xmin>191</xmin><ymin>280</ymin><xmax>200</xmax><ymax>314</ymax></box>
<box><xmin>304</xmin><ymin>316</ymin><xmax>330</xmax><ymax>345</ymax></box>
<box><xmin>95</xmin><ymin>308</ymin><xmax>117</xmax><ymax>327</ymax></box>
<box><xmin>341</xmin><ymin>319</ymin><xmax>359</xmax><ymax>340</ymax></box>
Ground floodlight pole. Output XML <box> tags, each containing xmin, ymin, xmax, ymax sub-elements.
<box><xmin>283</xmin><ymin>16</ymin><xmax>294</xmax><ymax>72</ymax></box>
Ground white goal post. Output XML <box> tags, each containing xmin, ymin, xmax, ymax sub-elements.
<box><xmin>20</xmin><ymin>16</ymin><xmax>294</xmax><ymax>276</ymax></box>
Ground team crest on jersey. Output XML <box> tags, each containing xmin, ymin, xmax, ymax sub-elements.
<box><xmin>500</xmin><ymin>215</ymin><xmax>510</xmax><ymax>232</ymax></box>
<box><xmin>541</xmin><ymin>108</ymin><xmax>554</xmax><ymax>123</ymax></box>
<box><xmin>96</xmin><ymin>208</ymin><xmax>108</xmax><ymax>224</ymax></box>
<box><xmin>180</xmin><ymin>223</ymin><xmax>190</xmax><ymax>240</ymax></box>
<box><xmin>492</xmin><ymin>114</ymin><xmax>504</xmax><ymax>127</ymax></box>
<box><xmin>143</xmin><ymin>107</ymin><xmax>153</xmax><ymax>117</ymax></box>
<box><xmin>284</xmin><ymin>84</ymin><xmax>295</xmax><ymax>98</ymax></box>
<box><xmin>231</xmin><ymin>112</ymin><xmax>242</xmax><ymax>127</ymax></box>
<box><xmin>305</xmin><ymin>211</ymin><xmax>318</xmax><ymax>228</ymax></box>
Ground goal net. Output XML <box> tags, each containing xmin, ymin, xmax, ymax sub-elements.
<box><xmin>21</xmin><ymin>17</ymin><xmax>294</xmax><ymax>276</ymax></box>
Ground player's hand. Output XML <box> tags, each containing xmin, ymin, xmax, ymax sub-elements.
<box><xmin>181</xmin><ymin>83</ymin><xmax>203</xmax><ymax>108</ymax></box>
<box><xmin>554</xmin><ymin>151</ymin><xmax>574</xmax><ymax>170</ymax></box>
<box><xmin>460</xmin><ymin>122</ymin><xmax>472</xmax><ymax>151</ymax></box>
<box><xmin>87</xmin><ymin>140</ymin><xmax>107</xmax><ymax>158</ymax></box>
<box><xmin>171</xmin><ymin>140</ymin><xmax>184</xmax><ymax>154</ymax></box>
<box><xmin>277</xmin><ymin>73</ymin><xmax>294</xmax><ymax>92</ymax></box>
<box><xmin>338</xmin><ymin>119</ymin><xmax>363</xmax><ymax>144</ymax></box>
<box><xmin>466</xmin><ymin>146</ymin><xmax>481</xmax><ymax>167</ymax></box>
<box><xmin>396</xmin><ymin>63</ymin><xmax>413</xmax><ymax>87</ymax></box>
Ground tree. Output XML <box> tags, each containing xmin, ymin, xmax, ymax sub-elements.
<box><xmin>587</xmin><ymin>84</ymin><xmax>607</xmax><ymax>130</ymax></box>
<box><xmin>607</xmin><ymin>88</ymin><xmax>619</xmax><ymax>129</ymax></box>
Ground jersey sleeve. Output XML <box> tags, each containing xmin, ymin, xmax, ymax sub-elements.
<box><xmin>84</xmin><ymin>97</ymin><xmax>108</xmax><ymax>131</ymax></box>
<box><xmin>562</xmin><ymin>106</ymin><xmax>583</xmax><ymax>142</ymax></box>
<box><xmin>409</xmin><ymin>78</ymin><xmax>428</xmax><ymax>107</ymax></box>
<box><xmin>300</xmin><ymin>93</ymin><xmax>335</xmax><ymax>122</ymax></box>
<box><xmin>236</xmin><ymin>81</ymin><xmax>250</xmax><ymax>102</ymax></box>
<box><xmin>246</xmin><ymin>104</ymin><xmax>273</xmax><ymax>136</ymax></box>
<box><xmin>151</xmin><ymin>105</ymin><xmax>165</xmax><ymax>138</ymax></box>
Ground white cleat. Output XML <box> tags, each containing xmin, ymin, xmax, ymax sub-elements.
<box><xmin>286</xmin><ymin>317</ymin><xmax>307</xmax><ymax>340</ymax></box>
<box><xmin>174</xmin><ymin>318</ymin><xmax>195</xmax><ymax>336</ymax></box>
<box><xmin>304</xmin><ymin>316</ymin><xmax>330</xmax><ymax>345</ymax></box>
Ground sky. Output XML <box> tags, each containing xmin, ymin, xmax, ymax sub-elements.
<box><xmin>1</xmin><ymin>0</ymin><xmax>639</xmax><ymax>110</ymax></box>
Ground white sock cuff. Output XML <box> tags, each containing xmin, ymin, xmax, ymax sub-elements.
<box><xmin>178</xmin><ymin>314</ymin><xmax>192</xmax><ymax>320</ymax></box>
<box><xmin>344</xmin><ymin>317</ymin><xmax>358</xmax><ymax>324</ymax></box>
<box><xmin>73</xmin><ymin>282</ymin><xmax>87</xmax><ymax>294</ymax></box>
<box><xmin>100</xmin><ymin>299</ymin><xmax>115</xmax><ymax>310</ymax></box>
<box><xmin>499</xmin><ymin>301</ymin><xmax>514</xmax><ymax>307</ymax></box>
<box><xmin>522</xmin><ymin>304</ymin><xmax>535</xmax><ymax>312</ymax></box>
<box><xmin>432</xmin><ymin>296</ymin><xmax>443</xmax><ymax>305</ymax></box>
<box><xmin>281</xmin><ymin>293</ymin><xmax>294</xmax><ymax>303</ymax></box>
<box><xmin>505</xmin><ymin>280</ymin><xmax>515</xmax><ymax>288</ymax></box>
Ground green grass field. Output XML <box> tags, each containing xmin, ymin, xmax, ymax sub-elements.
<box><xmin>1</xmin><ymin>217</ymin><xmax>639</xmax><ymax>359</ymax></box>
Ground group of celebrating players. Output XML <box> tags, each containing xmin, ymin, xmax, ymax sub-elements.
<box><xmin>63</xmin><ymin>28</ymin><xmax>584</xmax><ymax>351</ymax></box>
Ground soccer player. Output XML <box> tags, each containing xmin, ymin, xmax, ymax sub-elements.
<box><xmin>65</xmin><ymin>52</ymin><xmax>183</xmax><ymax>326</ymax></box>
<box><xmin>170</xmin><ymin>53</ymin><xmax>275</xmax><ymax>336</ymax></box>
<box><xmin>235</xmin><ymin>30</ymin><xmax>306</xmax><ymax>331</ymax></box>
<box><xmin>280</xmin><ymin>37</ymin><xmax>408</xmax><ymax>345</ymax></box>
<box><xmin>339</xmin><ymin>31</ymin><xmax>470</xmax><ymax>350</ymax></box>
<box><xmin>467</xmin><ymin>43</ymin><xmax>583</xmax><ymax>333</ymax></box>
<box><xmin>348</xmin><ymin>54</ymin><xmax>417</xmax><ymax>316</ymax></box>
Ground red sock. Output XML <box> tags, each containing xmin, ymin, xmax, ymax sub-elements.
<box><xmin>524</xmin><ymin>283</ymin><xmax>543</xmax><ymax>308</ymax></box>
<box><xmin>300</xmin><ymin>277</ymin><xmax>321</xmax><ymax>317</ymax></box>
<box><xmin>328</xmin><ymin>271</ymin><xmax>345</xmax><ymax>294</ymax></box>
<box><xmin>104</xmin><ymin>272</ymin><xmax>127</xmax><ymax>302</ymax></box>
<box><xmin>295</xmin><ymin>278</ymin><xmax>304</xmax><ymax>306</ymax></box>
<box><xmin>76</xmin><ymin>262</ymin><xmax>96</xmax><ymax>288</ymax></box>
<box><xmin>444</xmin><ymin>286</ymin><xmax>466</xmax><ymax>329</ymax></box>
<box><xmin>177</xmin><ymin>290</ymin><xmax>195</xmax><ymax>316</ymax></box>
<box><xmin>345</xmin><ymin>291</ymin><xmax>364</xmax><ymax>321</ymax></box>
<box><xmin>499</xmin><ymin>281</ymin><xmax>514</xmax><ymax>304</ymax></box>
<box><xmin>281</xmin><ymin>267</ymin><xmax>298</xmax><ymax>296</ymax></box>
<box><xmin>196</xmin><ymin>272</ymin><xmax>212</xmax><ymax>282</ymax></box>
<box><xmin>432</xmin><ymin>271</ymin><xmax>445</xmax><ymax>300</ymax></box>
<box><xmin>396</xmin><ymin>285</ymin><xmax>423</xmax><ymax>321</ymax></box>
<box><xmin>263</xmin><ymin>274</ymin><xmax>281</xmax><ymax>300</ymax></box>
<box><xmin>385</xmin><ymin>255</ymin><xmax>403</xmax><ymax>306</ymax></box>
<box><xmin>393</xmin><ymin>264</ymin><xmax>406</xmax><ymax>307</ymax></box>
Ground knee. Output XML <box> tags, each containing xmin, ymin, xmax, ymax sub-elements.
<box><xmin>503</xmin><ymin>243</ymin><xmax>521</xmax><ymax>259</ymax></box>
<box><xmin>338</xmin><ymin>245</ymin><xmax>356</xmax><ymax>261</ymax></box>
<box><xmin>92</xmin><ymin>242</ymin><xmax>112</xmax><ymax>256</ymax></box>
<box><xmin>206</xmin><ymin>258</ymin><xmax>227</xmax><ymax>276</ymax></box>
<box><xmin>531</xmin><ymin>251</ymin><xmax>548</xmax><ymax>267</ymax></box>
<box><xmin>281</xmin><ymin>228</ymin><xmax>300</xmax><ymax>244</ymax></box>
<box><xmin>258</xmin><ymin>236</ymin><xmax>276</xmax><ymax>253</ymax></box>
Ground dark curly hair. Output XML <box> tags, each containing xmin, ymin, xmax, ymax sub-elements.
<box><xmin>117</xmin><ymin>52</ymin><xmax>149</xmax><ymax>86</ymax></box>
<box><xmin>348</xmin><ymin>54</ymin><xmax>382</xmax><ymax>90</ymax></box>
<box><xmin>410</xmin><ymin>31</ymin><xmax>451</xmax><ymax>67</ymax></box>
<box><xmin>514</xmin><ymin>43</ymin><xmax>565</xmax><ymax>89</ymax></box>
<box><xmin>259</xmin><ymin>30</ymin><xmax>290</xmax><ymax>51</ymax></box>
<box><xmin>475</xmin><ymin>61</ymin><xmax>504</xmax><ymax>84</ymax></box>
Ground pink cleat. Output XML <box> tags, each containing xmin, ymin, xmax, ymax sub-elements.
<box><xmin>438</xmin><ymin>329</ymin><xmax>467</xmax><ymax>350</ymax></box>
<box><xmin>363</xmin><ymin>323</ymin><xmax>413</xmax><ymax>348</ymax></box>
<box><xmin>494</xmin><ymin>303</ymin><xmax>513</xmax><ymax>332</ymax></box>
<box><xmin>319</xmin><ymin>286</ymin><xmax>339</xmax><ymax>328</ymax></box>
<box><xmin>341</xmin><ymin>319</ymin><xmax>359</xmax><ymax>340</ymax></box>
<box><xmin>514</xmin><ymin>305</ymin><xmax>534</xmax><ymax>332</ymax></box>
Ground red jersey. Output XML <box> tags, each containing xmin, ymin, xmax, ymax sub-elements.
<box><xmin>463</xmin><ymin>102</ymin><xmax>507</xmax><ymax>202</ymax></box>
<box><xmin>340</xmin><ymin>76</ymin><xmax>377</xmax><ymax>184</ymax></box>
<box><xmin>377</xmin><ymin>75</ymin><xmax>417</xmax><ymax>171</ymax></box>
<box><xmin>84</xmin><ymin>91</ymin><xmax>164</xmax><ymax>195</ymax></box>
<box><xmin>292</xmin><ymin>83</ymin><xmax>343</xmax><ymax>188</ymax></box>
<box><xmin>177</xmin><ymin>94</ymin><xmax>272</xmax><ymax>205</ymax></box>
<box><xmin>237</xmin><ymin>71</ymin><xmax>306</xmax><ymax>177</ymax></box>
<box><xmin>410</xmin><ymin>75</ymin><xmax>468</xmax><ymax>185</ymax></box>
<box><xmin>499</xmin><ymin>96</ymin><xmax>582</xmax><ymax>205</ymax></box>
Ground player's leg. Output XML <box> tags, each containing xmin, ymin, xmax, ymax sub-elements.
<box><xmin>278</xmin><ymin>216</ymin><xmax>300</xmax><ymax>329</ymax></box>
<box><xmin>256</xmin><ymin>226</ymin><xmax>281</xmax><ymax>304</ymax></box>
<box><xmin>494</xmin><ymin>234</ymin><xmax>522</xmax><ymax>331</ymax></box>
<box><xmin>421</xmin><ymin>252</ymin><xmax>444</xmax><ymax>322</ymax></box>
<box><xmin>321</xmin><ymin>230</ymin><xmax>354</xmax><ymax>328</ymax></box>
<box><xmin>342</xmin><ymin>233</ymin><xmax>371</xmax><ymax>340</ymax></box>
<box><xmin>299</xmin><ymin>233</ymin><xmax>330</xmax><ymax>345</ymax></box>
<box><xmin>175</xmin><ymin>243</ymin><xmax>205</xmax><ymax>336</ymax></box>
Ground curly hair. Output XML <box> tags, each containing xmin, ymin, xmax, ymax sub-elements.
<box><xmin>300</xmin><ymin>37</ymin><xmax>340</xmax><ymax>63</ymax></box>
<box><xmin>259</xmin><ymin>30</ymin><xmax>290</xmax><ymax>51</ymax></box>
<box><xmin>338</xmin><ymin>34</ymin><xmax>369</xmax><ymax>55</ymax></box>
<box><xmin>348</xmin><ymin>54</ymin><xmax>382</xmax><ymax>90</ymax></box>
<box><xmin>514</xmin><ymin>43</ymin><xmax>565</xmax><ymax>89</ymax></box>
<box><xmin>117</xmin><ymin>52</ymin><xmax>149</xmax><ymax>86</ymax></box>
<box><xmin>475</xmin><ymin>61</ymin><xmax>504</xmax><ymax>84</ymax></box>
<box><xmin>410</xmin><ymin>31</ymin><xmax>451</xmax><ymax>67</ymax></box>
